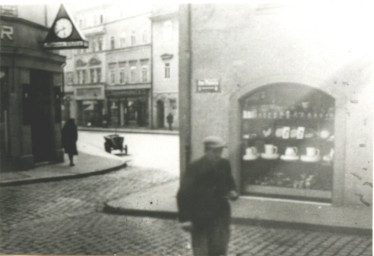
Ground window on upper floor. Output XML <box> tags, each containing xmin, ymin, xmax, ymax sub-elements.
<box><xmin>131</xmin><ymin>31</ymin><xmax>136</xmax><ymax>46</ymax></box>
<box><xmin>110</xmin><ymin>70</ymin><xmax>116</xmax><ymax>84</ymax></box>
<box><xmin>77</xmin><ymin>70</ymin><xmax>86</xmax><ymax>84</ymax></box>
<box><xmin>100</xmin><ymin>14</ymin><xmax>104</xmax><ymax>24</ymax></box>
<box><xmin>141</xmin><ymin>66</ymin><xmax>148</xmax><ymax>82</ymax></box>
<box><xmin>163</xmin><ymin>20</ymin><xmax>172</xmax><ymax>42</ymax></box>
<box><xmin>130</xmin><ymin>66</ymin><xmax>137</xmax><ymax>83</ymax></box>
<box><xmin>111</xmin><ymin>36</ymin><xmax>115</xmax><ymax>49</ymax></box>
<box><xmin>92</xmin><ymin>41</ymin><xmax>96</xmax><ymax>52</ymax></box>
<box><xmin>98</xmin><ymin>37</ymin><xmax>103</xmax><ymax>51</ymax></box>
<box><xmin>82</xmin><ymin>70</ymin><xmax>86</xmax><ymax>84</ymax></box>
<box><xmin>142</xmin><ymin>30</ymin><xmax>148</xmax><ymax>44</ymax></box>
<box><xmin>76</xmin><ymin>71</ymin><xmax>80</xmax><ymax>84</ymax></box>
<box><xmin>89</xmin><ymin>68</ymin><xmax>101</xmax><ymax>84</ymax></box>
<box><xmin>96</xmin><ymin>68</ymin><xmax>101</xmax><ymax>83</ymax></box>
<box><xmin>164</xmin><ymin>63</ymin><xmax>170</xmax><ymax>79</ymax></box>
<box><xmin>119</xmin><ymin>69</ymin><xmax>125</xmax><ymax>84</ymax></box>
<box><xmin>120</xmin><ymin>34</ymin><xmax>126</xmax><ymax>48</ymax></box>
<box><xmin>90</xmin><ymin>69</ymin><xmax>95</xmax><ymax>83</ymax></box>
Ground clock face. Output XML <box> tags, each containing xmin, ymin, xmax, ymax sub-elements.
<box><xmin>54</xmin><ymin>18</ymin><xmax>73</xmax><ymax>39</ymax></box>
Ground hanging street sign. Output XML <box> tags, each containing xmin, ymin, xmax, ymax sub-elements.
<box><xmin>43</xmin><ymin>4</ymin><xmax>88</xmax><ymax>49</ymax></box>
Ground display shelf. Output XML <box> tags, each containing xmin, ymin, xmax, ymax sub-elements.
<box><xmin>244</xmin><ymin>185</ymin><xmax>332</xmax><ymax>200</ymax></box>
<box><xmin>240</xmin><ymin>84</ymin><xmax>334</xmax><ymax>201</ymax></box>
<box><xmin>242</xmin><ymin>157</ymin><xmax>333</xmax><ymax>166</ymax></box>
<box><xmin>242</xmin><ymin>137</ymin><xmax>334</xmax><ymax>144</ymax></box>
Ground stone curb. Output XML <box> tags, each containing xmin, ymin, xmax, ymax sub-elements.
<box><xmin>0</xmin><ymin>162</ymin><xmax>128</xmax><ymax>187</ymax></box>
<box><xmin>103</xmin><ymin>194</ymin><xmax>372</xmax><ymax>236</ymax></box>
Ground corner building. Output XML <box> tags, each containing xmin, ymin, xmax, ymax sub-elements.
<box><xmin>0</xmin><ymin>5</ymin><xmax>65</xmax><ymax>170</ymax></box>
<box><xmin>179</xmin><ymin>3</ymin><xmax>373</xmax><ymax>230</ymax></box>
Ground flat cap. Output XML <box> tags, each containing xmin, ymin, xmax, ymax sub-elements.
<box><xmin>203</xmin><ymin>136</ymin><xmax>226</xmax><ymax>148</ymax></box>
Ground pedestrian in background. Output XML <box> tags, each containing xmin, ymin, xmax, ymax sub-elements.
<box><xmin>177</xmin><ymin>136</ymin><xmax>238</xmax><ymax>256</ymax></box>
<box><xmin>167</xmin><ymin>113</ymin><xmax>174</xmax><ymax>130</ymax></box>
<box><xmin>62</xmin><ymin>118</ymin><xmax>78</xmax><ymax>166</ymax></box>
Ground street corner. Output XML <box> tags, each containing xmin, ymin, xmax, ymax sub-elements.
<box><xmin>103</xmin><ymin>180</ymin><xmax>179</xmax><ymax>218</ymax></box>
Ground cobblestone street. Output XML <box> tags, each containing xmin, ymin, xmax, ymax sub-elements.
<box><xmin>0</xmin><ymin>164</ymin><xmax>371</xmax><ymax>255</ymax></box>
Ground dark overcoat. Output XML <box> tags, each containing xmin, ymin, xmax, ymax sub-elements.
<box><xmin>61</xmin><ymin>122</ymin><xmax>78</xmax><ymax>155</ymax></box>
<box><xmin>177</xmin><ymin>156</ymin><xmax>237</xmax><ymax>224</ymax></box>
<box><xmin>167</xmin><ymin>114</ymin><xmax>174</xmax><ymax>124</ymax></box>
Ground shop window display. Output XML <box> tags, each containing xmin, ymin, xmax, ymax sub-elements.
<box><xmin>241</xmin><ymin>84</ymin><xmax>334</xmax><ymax>202</ymax></box>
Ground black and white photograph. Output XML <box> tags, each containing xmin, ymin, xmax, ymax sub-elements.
<box><xmin>0</xmin><ymin>1</ymin><xmax>372</xmax><ymax>255</ymax></box>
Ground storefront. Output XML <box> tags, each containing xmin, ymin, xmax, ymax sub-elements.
<box><xmin>240</xmin><ymin>84</ymin><xmax>335</xmax><ymax>202</ymax></box>
<box><xmin>74</xmin><ymin>86</ymin><xmax>105</xmax><ymax>126</ymax></box>
<box><xmin>179</xmin><ymin>3</ymin><xmax>372</xmax><ymax>229</ymax></box>
<box><xmin>0</xmin><ymin>15</ymin><xmax>66</xmax><ymax>169</ymax></box>
<box><xmin>106</xmin><ymin>89</ymin><xmax>150</xmax><ymax>127</ymax></box>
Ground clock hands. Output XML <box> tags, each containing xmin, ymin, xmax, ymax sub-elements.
<box><xmin>56</xmin><ymin>27</ymin><xmax>66</xmax><ymax>34</ymax></box>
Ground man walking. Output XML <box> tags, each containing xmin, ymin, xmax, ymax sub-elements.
<box><xmin>177</xmin><ymin>136</ymin><xmax>238</xmax><ymax>256</ymax></box>
<box><xmin>166</xmin><ymin>113</ymin><xmax>174</xmax><ymax>130</ymax></box>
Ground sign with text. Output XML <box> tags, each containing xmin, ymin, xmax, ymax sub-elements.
<box><xmin>196</xmin><ymin>79</ymin><xmax>220</xmax><ymax>93</ymax></box>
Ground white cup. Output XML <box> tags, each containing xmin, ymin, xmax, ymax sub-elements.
<box><xmin>285</xmin><ymin>147</ymin><xmax>298</xmax><ymax>156</ymax></box>
<box><xmin>264</xmin><ymin>144</ymin><xmax>278</xmax><ymax>155</ymax></box>
<box><xmin>320</xmin><ymin>130</ymin><xmax>330</xmax><ymax>139</ymax></box>
<box><xmin>306</xmin><ymin>147</ymin><xmax>320</xmax><ymax>157</ymax></box>
<box><xmin>246</xmin><ymin>147</ymin><xmax>258</xmax><ymax>156</ymax></box>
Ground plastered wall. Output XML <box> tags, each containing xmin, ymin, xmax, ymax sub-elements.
<box><xmin>188</xmin><ymin>3</ymin><xmax>373</xmax><ymax>207</ymax></box>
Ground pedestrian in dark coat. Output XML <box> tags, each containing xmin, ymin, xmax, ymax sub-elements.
<box><xmin>166</xmin><ymin>113</ymin><xmax>174</xmax><ymax>131</ymax></box>
<box><xmin>62</xmin><ymin>118</ymin><xmax>78</xmax><ymax>166</ymax></box>
<box><xmin>177</xmin><ymin>136</ymin><xmax>238</xmax><ymax>256</ymax></box>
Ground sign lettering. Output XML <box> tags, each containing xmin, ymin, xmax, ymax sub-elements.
<box><xmin>197</xmin><ymin>79</ymin><xmax>221</xmax><ymax>93</ymax></box>
<box><xmin>43</xmin><ymin>40</ymin><xmax>89</xmax><ymax>49</ymax></box>
<box><xmin>1</xmin><ymin>25</ymin><xmax>13</xmax><ymax>40</ymax></box>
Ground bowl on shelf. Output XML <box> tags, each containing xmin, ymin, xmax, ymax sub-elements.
<box><xmin>300</xmin><ymin>155</ymin><xmax>321</xmax><ymax>163</ymax></box>
<box><xmin>261</xmin><ymin>153</ymin><xmax>279</xmax><ymax>160</ymax></box>
<box><xmin>280</xmin><ymin>154</ymin><xmax>299</xmax><ymax>161</ymax></box>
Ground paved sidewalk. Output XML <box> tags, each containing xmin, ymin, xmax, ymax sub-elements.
<box><xmin>0</xmin><ymin>152</ymin><xmax>129</xmax><ymax>186</ymax></box>
<box><xmin>78</xmin><ymin>126</ymin><xmax>179</xmax><ymax>135</ymax></box>
<box><xmin>104</xmin><ymin>180</ymin><xmax>372</xmax><ymax>235</ymax></box>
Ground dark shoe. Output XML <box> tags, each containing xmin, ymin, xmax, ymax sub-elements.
<box><xmin>70</xmin><ymin>163</ymin><xmax>75</xmax><ymax>166</ymax></box>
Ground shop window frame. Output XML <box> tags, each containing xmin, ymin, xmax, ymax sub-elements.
<box><xmin>228</xmin><ymin>80</ymin><xmax>347</xmax><ymax>206</ymax></box>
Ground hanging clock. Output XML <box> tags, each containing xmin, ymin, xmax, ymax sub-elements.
<box><xmin>54</xmin><ymin>18</ymin><xmax>73</xmax><ymax>39</ymax></box>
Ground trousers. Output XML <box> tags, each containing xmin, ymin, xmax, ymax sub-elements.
<box><xmin>191</xmin><ymin>213</ymin><xmax>230</xmax><ymax>256</ymax></box>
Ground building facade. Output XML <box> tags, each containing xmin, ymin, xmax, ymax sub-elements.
<box><xmin>0</xmin><ymin>5</ymin><xmax>66</xmax><ymax>170</ymax></box>
<box><xmin>179</xmin><ymin>3</ymin><xmax>372</xmax><ymax>229</ymax></box>
<box><xmin>63</xmin><ymin>5</ymin><xmax>152</xmax><ymax>128</ymax></box>
<box><xmin>151</xmin><ymin>4</ymin><xmax>179</xmax><ymax>129</ymax></box>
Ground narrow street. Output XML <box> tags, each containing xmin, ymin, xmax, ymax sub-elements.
<box><xmin>0</xmin><ymin>132</ymin><xmax>371</xmax><ymax>255</ymax></box>
<box><xmin>78</xmin><ymin>131</ymin><xmax>180</xmax><ymax>175</ymax></box>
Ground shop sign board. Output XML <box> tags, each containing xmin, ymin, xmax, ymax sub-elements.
<box><xmin>196</xmin><ymin>79</ymin><xmax>220</xmax><ymax>93</ymax></box>
<box><xmin>74</xmin><ymin>86</ymin><xmax>104</xmax><ymax>100</ymax></box>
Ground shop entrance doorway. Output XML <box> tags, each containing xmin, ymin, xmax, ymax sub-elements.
<box><xmin>157</xmin><ymin>100</ymin><xmax>165</xmax><ymax>128</ymax></box>
<box><xmin>30</xmin><ymin>70</ymin><xmax>54</xmax><ymax>163</ymax></box>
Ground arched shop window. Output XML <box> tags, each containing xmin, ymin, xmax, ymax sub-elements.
<box><xmin>241</xmin><ymin>83</ymin><xmax>335</xmax><ymax>203</ymax></box>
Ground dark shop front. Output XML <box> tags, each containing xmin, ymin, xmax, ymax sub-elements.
<box><xmin>106</xmin><ymin>89</ymin><xmax>150</xmax><ymax>128</ymax></box>
<box><xmin>0</xmin><ymin>16</ymin><xmax>65</xmax><ymax>170</ymax></box>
